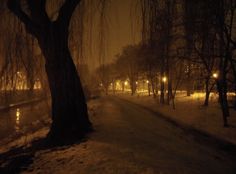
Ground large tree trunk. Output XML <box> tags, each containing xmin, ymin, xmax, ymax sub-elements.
<box><xmin>37</xmin><ymin>24</ymin><xmax>92</xmax><ymax>142</ymax></box>
<box><xmin>7</xmin><ymin>0</ymin><xmax>92</xmax><ymax>143</ymax></box>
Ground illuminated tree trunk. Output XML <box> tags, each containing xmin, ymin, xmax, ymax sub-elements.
<box><xmin>130</xmin><ymin>78</ymin><xmax>137</xmax><ymax>96</ymax></box>
<box><xmin>122</xmin><ymin>82</ymin><xmax>125</xmax><ymax>92</ymax></box>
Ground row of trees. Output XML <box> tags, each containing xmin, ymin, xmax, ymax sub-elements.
<box><xmin>96</xmin><ymin>0</ymin><xmax>236</xmax><ymax>127</ymax></box>
<box><xmin>183</xmin><ymin>0</ymin><xmax>236</xmax><ymax>127</ymax></box>
<box><xmin>0</xmin><ymin>8</ymin><xmax>47</xmax><ymax>105</ymax></box>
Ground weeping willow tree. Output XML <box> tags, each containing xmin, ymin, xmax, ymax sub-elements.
<box><xmin>0</xmin><ymin>5</ymin><xmax>44</xmax><ymax>105</ymax></box>
<box><xmin>3</xmin><ymin>0</ymin><xmax>109</xmax><ymax>143</ymax></box>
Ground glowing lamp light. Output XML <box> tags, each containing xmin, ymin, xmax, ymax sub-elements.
<box><xmin>16</xmin><ymin>108</ymin><xmax>20</xmax><ymax>121</ymax></box>
<box><xmin>135</xmin><ymin>81</ymin><xmax>138</xmax><ymax>85</ymax></box>
<box><xmin>213</xmin><ymin>73</ymin><xmax>218</xmax><ymax>79</ymax></box>
<box><xmin>162</xmin><ymin>77</ymin><xmax>167</xmax><ymax>83</ymax></box>
<box><xmin>124</xmin><ymin>81</ymin><xmax>128</xmax><ymax>86</ymax></box>
<box><xmin>146</xmin><ymin>80</ymin><xmax>149</xmax><ymax>84</ymax></box>
<box><xmin>15</xmin><ymin>108</ymin><xmax>20</xmax><ymax>133</ymax></box>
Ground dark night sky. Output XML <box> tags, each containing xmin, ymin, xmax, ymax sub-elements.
<box><xmin>86</xmin><ymin>0</ymin><xmax>141</xmax><ymax>71</ymax></box>
<box><xmin>0</xmin><ymin>0</ymin><xmax>142</xmax><ymax>71</ymax></box>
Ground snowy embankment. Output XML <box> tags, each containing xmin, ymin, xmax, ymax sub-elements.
<box><xmin>116</xmin><ymin>92</ymin><xmax>236</xmax><ymax>145</ymax></box>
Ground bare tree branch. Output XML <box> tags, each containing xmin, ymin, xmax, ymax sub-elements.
<box><xmin>26</xmin><ymin>0</ymin><xmax>50</xmax><ymax>25</ymax></box>
<box><xmin>7</xmin><ymin>0</ymin><xmax>39</xmax><ymax>35</ymax></box>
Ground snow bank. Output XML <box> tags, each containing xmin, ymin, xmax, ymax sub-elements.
<box><xmin>117</xmin><ymin>93</ymin><xmax>236</xmax><ymax>145</ymax></box>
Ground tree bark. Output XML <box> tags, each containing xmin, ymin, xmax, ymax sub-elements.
<box><xmin>8</xmin><ymin>0</ymin><xmax>92</xmax><ymax>143</ymax></box>
<box><xmin>37</xmin><ymin>24</ymin><xmax>92</xmax><ymax>141</ymax></box>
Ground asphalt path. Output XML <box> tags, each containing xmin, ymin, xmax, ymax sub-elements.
<box><xmin>92</xmin><ymin>97</ymin><xmax>236</xmax><ymax>174</ymax></box>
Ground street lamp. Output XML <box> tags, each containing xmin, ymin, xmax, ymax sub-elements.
<box><xmin>124</xmin><ymin>81</ymin><xmax>128</xmax><ymax>86</ymax></box>
<box><xmin>213</xmin><ymin>73</ymin><xmax>218</xmax><ymax>79</ymax></box>
<box><xmin>162</xmin><ymin>76</ymin><xmax>167</xmax><ymax>83</ymax></box>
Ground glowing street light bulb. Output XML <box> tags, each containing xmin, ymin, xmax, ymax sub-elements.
<box><xmin>124</xmin><ymin>81</ymin><xmax>128</xmax><ymax>86</ymax></box>
<box><xmin>213</xmin><ymin>73</ymin><xmax>218</xmax><ymax>79</ymax></box>
<box><xmin>162</xmin><ymin>77</ymin><xmax>167</xmax><ymax>83</ymax></box>
<box><xmin>146</xmin><ymin>80</ymin><xmax>149</xmax><ymax>84</ymax></box>
<box><xmin>135</xmin><ymin>81</ymin><xmax>138</xmax><ymax>85</ymax></box>
<box><xmin>16</xmin><ymin>108</ymin><xmax>20</xmax><ymax>118</ymax></box>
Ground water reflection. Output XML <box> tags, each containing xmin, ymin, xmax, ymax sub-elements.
<box><xmin>15</xmin><ymin>108</ymin><xmax>20</xmax><ymax>133</ymax></box>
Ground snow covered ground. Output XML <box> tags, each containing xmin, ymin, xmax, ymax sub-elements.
<box><xmin>117</xmin><ymin>92</ymin><xmax>236</xmax><ymax>145</ymax></box>
<box><xmin>0</xmin><ymin>97</ymin><xmax>236</xmax><ymax>174</ymax></box>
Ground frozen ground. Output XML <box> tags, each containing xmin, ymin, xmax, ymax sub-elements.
<box><xmin>0</xmin><ymin>97</ymin><xmax>236</xmax><ymax>174</ymax></box>
<box><xmin>117</xmin><ymin>92</ymin><xmax>236</xmax><ymax>145</ymax></box>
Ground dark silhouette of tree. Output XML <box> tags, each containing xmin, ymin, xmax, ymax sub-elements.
<box><xmin>96</xmin><ymin>64</ymin><xmax>113</xmax><ymax>95</ymax></box>
<box><xmin>214</xmin><ymin>0</ymin><xmax>236</xmax><ymax>126</ymax></box>
<box><xmin>184</xmin><ymin>0</ymin><xmax>218</xmax><ymax>106</ymax></box>
<box><xmin>116</xmin><ymin>45</ymin><xmax>141</xmax><ymax>96</ymax></box>
<box><xmin>138</xmin><ymin>44</ymin><xmax>159</xmax><ymax>97</ymax></box>
<box><xmin>184</xmin><ymin>0</ymin><xmax>236</xmax><ymax>126</ymax></box>
<box><xmin>7</xmin><ymin>0</ymin><xmax>92</xmax><ymax>143</ymax></box>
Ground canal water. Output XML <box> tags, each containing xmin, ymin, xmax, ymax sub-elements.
<box><xmin>0</xmin><ymin>101</ymin><xmax>51</xmax><ymax>142</ymax></box>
